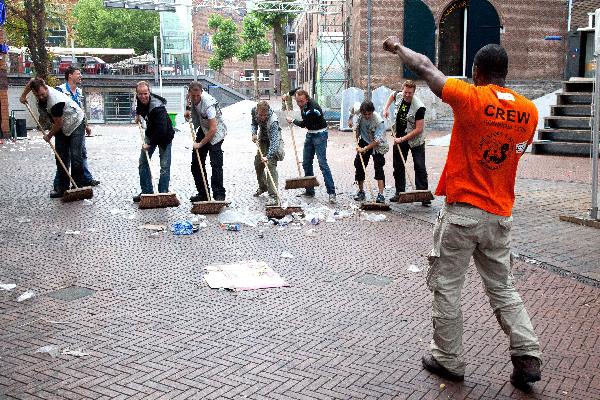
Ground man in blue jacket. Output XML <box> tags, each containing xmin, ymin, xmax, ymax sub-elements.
<box><xmin>284</xmin><ymin>88</ymin><xmax>337</xmax><ymax>203</ymax></box>
<box><xmin>133</xmin><ymin>81</ymin><xmax>175</xmax><ymax>202</ymax></box>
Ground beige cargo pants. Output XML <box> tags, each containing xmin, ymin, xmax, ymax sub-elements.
<box><xmin>427</xmin><ymin>202</ymin><xmax>542</xmax><ymax>375</ymax></box>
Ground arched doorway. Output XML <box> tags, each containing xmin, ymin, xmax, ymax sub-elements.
<box><xmin>403</xmin><ymin>0</ymin><xmax>436</xmax><ymax>79</ymax></box>
<box><xmin>438</xmin><ymin>0</ymin><xmax>501</xmax><ymax>77</ymax></box>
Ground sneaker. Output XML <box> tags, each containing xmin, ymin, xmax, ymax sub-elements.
<box><xmin>254</xmin><ymin>188</ymin><xmax>267</xmax><ymax>197</ymax></box>
<box><xmin>329</xmin><ymin>194</ymin><xmax>337</xmax><ymax>204</ymax></box>
<box><xmin>422</xmin><ymin>199</ymin><xmax>432</xmax><ymax>207</ymax></box>
<box><xmin>214</xmin><ymin>195</ymin><xmax>226</xmax><ymax>202</ymax></box>
<box><xmin>49</xmin><ymin>190</ymin><xmax>64</xmax><ymax>199</ymax></box>
<box><xmin>132</xmin><ymin>193</ymin><xmax>141</xmax><ymax>203</ymax></box>
<box><xmin>389</xmin><ymin>193</ymin><xmax>401</xmax><ymax>202</ymax></box>
<box><xmin>297</xmin><ymin>190</ymin><xmax>315</xmax><ymax>198</ymax></box>
<box><xmin>87</xmin><ymin>179</ymin><xmax>100</xmax><ymax>186</ymax></box>
<box><xmin>376</xmin><ymin>193</ymin><xmax>385</xmax><ymax>203</ymax></box>
<box><xmin>353</xmin><ymin>191</ymin><xmax>366</xmax><ymax>202</ymax></box>
<box><xmin>421</xmin><ymin>354</ymin><xmax>464</xmax><ymax>382</ymax></box>
<box><xmin>190</xmin><ymin>193</ymin><xmax>207</xmax><ymax>202</ymax></box>
<box><xmin>510</xmin><ymin>355</ymin><xmax>541</xmax><ymax>392</ymax></box>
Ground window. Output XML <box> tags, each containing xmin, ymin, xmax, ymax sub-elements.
<box><xmin>242</xmin><ymin>69</ymin><xmax>271</xmax><ymax>81</ymax></box>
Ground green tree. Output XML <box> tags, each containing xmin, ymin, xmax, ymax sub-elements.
<box><xmin>253</xmin><ymin>4</ymin><xmax>298</xmax><ymax>108</ymax></box>
<box><xmin>5</xmin><ymin>0</ymin><xmax>64</xmax><ymax>81</ymax></box>
<box><xmin>72</xmin><ymin>0</ymin><xmax>159</xmax><ymax>55</ymax></box>
<box><xmin>207</xmin><ymin>14</ymin><xmax>239</xmax><ymax>72</ymax></box>
<box><xmin>237</xmin><ymin>15</ymin><xmax>271</xmax><ymax>99</ymax></box>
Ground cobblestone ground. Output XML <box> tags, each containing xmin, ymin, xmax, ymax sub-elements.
<box><xmin>0</xmin><ymin>104</ymin><xmax>599</xmax><ymax>399</ymax></box>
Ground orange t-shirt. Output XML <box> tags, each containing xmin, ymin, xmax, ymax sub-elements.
<box><xmin>437</xmin><ymin>78</ymin><xmax>538</xmax><ymax>216</ymax></box>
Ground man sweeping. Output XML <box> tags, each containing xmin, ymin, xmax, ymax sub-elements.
<box><xmin>348</xmin><ymin>100</ymin><xmax>388</xmax><ymax>204</ymax></box>
<box><xmin>133</xmin><ymin>81</ymin><xmax>175</xmax><ymax>202</ymax></box>
<box><xmin>185</xmin><ymin>82</ymin><xmax>227</xmax><ymax>202</ymax></box>
<box><xmin>382</xmin><ymin>80</ymin><xmax>430</xmax><ymax>205</ymax></box>
<box><xmin>383</xmin><ymin>38</ymin><xmax>542</xmax><ymax>391</ymax></box>
<box><xmin>284</xmin><ymin>89</ymin><xmax>337</xmax><ymax>204</ymax></box>
<box><xmin>19</xmin><ymin>78</ymin><xmax>87</xmax><ymax>198</ymax></box>
<box><xmin>56</xmin><ymin>66</ymin><xmax>100</xmax><ymax>188</ymax></box>
<box><xmin>251</xmin><ymin>101</ymin><xmax>285</xmax><ymax>207</ymax></box>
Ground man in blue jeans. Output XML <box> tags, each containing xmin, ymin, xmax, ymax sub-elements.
<box><xmin>284</xmin><ymin>88</ymin><xmax>336</xmax><ymax>203</ymax></box>
<box><xmin>55</xmin><ymin>66</ymin><xmax>99</xmax><ymax>187</ymax></box>
<box><xmin>20</xmin><ymin>78</ymin><xmax>87</xmax><ymax>198</ymax></box>
<box><xmin>133</xmin><ymin>81</ymin><xmax>175</xmax><ymax>202</ymax></box>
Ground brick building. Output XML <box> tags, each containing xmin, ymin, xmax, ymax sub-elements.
<box><xmin>343</xmin><ymin>0</ymin><xmax>569</xmax><ymax>91</ymax></box>
<box><xmin>192</xmin><ymin>0</ymin><xmax>296</xmax><ymax>98</ymax></box>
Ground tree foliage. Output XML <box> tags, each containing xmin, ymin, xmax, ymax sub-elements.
<box><xmin>237</xmin><ymin>14</ymin><xmax>271</xmax><ymax>98</ymax></box>
<box><xmin>72</xmin><ymin>0</ymin><xmax>159</xmax><ymax>54</ymax></box>
<box><xmin>253</xmin><ymin>4</ymin><xmax>298</xmax><ymax>107</ymax></box>
<box><xmin>207</xmin><ymin>14</ymin><xmax>239</xmax><ymax>72</ymax></box>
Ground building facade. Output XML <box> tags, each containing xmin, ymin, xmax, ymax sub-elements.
<box><xmin>343</xmin><ymin>0</ymin><xmax>569</xmax><ymax>91</ymax></box>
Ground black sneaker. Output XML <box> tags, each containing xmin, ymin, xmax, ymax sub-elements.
<box><xmin>376</xmin><ymin>193</ymin><xmax>385</xmax><ymax>203</ymax></box>
<box><xmin>254</xmin><ymin>188</ymin><xmax>267</xmax><ymax>197</ymax></box>
<box><xmin>132</xmin><ymin>194</ymin><xmax>141</xmax><ymax>203</ymax></box>
<box><xmin>510</xmin><ymin>355</ymin><xmax>541</xmax><ymax>392</ymax></box>
<box><xmin>422</xmin><ymin>354</ymin><xmax>464</xmax><ymax>382</ymax></box>
<box><xmin>389</xmin><ymin>193</ymin><xmax>401</xmax><ymax>202</ymax></box>
<box><xmin>214</xmin><ymin>196</ymin><xmax>226</xmax><ymax>202</ymax></box>
<box><xmin>49</xmin><ymin>190</ymin><xmax>64</xmax><ymax>199</ymax></box>
<box><xmin>190</xmin><ymin>193</ymin><xmax>207</xmax><ymax>202</ymax></box>
<box><xmin>86</xmin><ymin>179</ymin><xmax>100</xmax><ymax>186</ymax></box>
<box><xmin>422</xmin><ymin>199</ymin><xmax>432</xmax><ymax>207</ymax></box>
<box><xmin>353</xmin><ymin>191</ymin><xmax>366</xmax><ymax>202</ymax></box>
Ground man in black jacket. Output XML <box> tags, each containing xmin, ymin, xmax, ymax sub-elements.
<box><xmin>133</xmin><ymin>81</ymin><xmax>175</xmax><ymax>202</ymax></box>
<box><xmin>284</xmin><ymin>88</ymin><xmax>337</xmax><ymax>203</ymax></box>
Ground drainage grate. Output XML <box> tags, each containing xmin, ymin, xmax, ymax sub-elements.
<box><xmin>355</xmin><ymin>273</ymin><xmax>393</xmax><ymax>286</ymax></box>
<box><xmin>47</xmin><ymin>286</ymin><xmax>96</xmax><ymax>301</ymax></box>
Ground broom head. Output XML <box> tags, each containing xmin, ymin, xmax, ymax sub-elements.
<box><xmin>62</xmin><ymin>186</ymin><xmax>93</xmax><ymax>202</ymax></box>
<box><xmin>191</xmin><ymin>201</ymin><xmax>230</xmax><ymax>214</ymax></box>
<box><xmin>285</xmin><ymin>176</ymin><xmax>320</xmax><ymax>189</ymax></box>
<box><xmin>396</xmin><ymin>190</ymin><xmax>434</xmax><ymax>204</ymax></box>
<box><xmin>360</xmin><ymin>201</ymin><xmax>391</xmax><ymax>211</ymax></box>
<box><xmin>265</xmin><ymin>205</ymin><xmax>304</xmax><ymax>219</ymax></box>
<box><xmin>139</xmin><ymin>193</ymin><xmax>180</xmax><ymax>209</ymax></box>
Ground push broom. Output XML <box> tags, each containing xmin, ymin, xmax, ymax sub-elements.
<box><xmin>354</xmin><ymin>129</ymin><xmax>390</xmax><ymax>211</ymax></box>
<box><xmin>189</xmin><ymin>120</ymin><xmax>230</xmax><ymax>214</ymax></box>
<box><xmin>394</xmin><ymin>143</ymin><xmax>434</xmax><ymax>204</ymax></box>
<box><xmin>25</xmin><ymin>103</ymin><xmax>93</xmax><ymax>202</ymax></box>
<box><xmin>136</xmin><ymin>122</ymin><xmax>180</xmax><ymax>209</ymax></box>
<box><xmin>283</xmin><ymin>102</ymin><xmax>320</xmax><ymax>190</ymax></box>
<box><xmin>256</xmin><ymin>143</ymin><xmax>303</xmax><ymax>219</ymax></box>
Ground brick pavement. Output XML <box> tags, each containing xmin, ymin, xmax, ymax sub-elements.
<box><xmin>0</xmin><ymin>105</ymin><xmax>599</xmax><ymax>399</ymax></box>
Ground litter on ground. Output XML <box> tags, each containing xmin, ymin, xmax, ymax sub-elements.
<box><xmin>204</xmin><ymin>260</ymin><xmax>288</xmax><ymax>291</ymax></box>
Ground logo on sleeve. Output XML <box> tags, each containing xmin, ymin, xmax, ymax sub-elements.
<box><xmin>516</xmin><ymin>140</ymin><xmax>528</xmax><ymax>154</ymax></box>
<box><xmin>479</xmin><ymin>132</ymin><xmax>514</xmax><ymax>170</ymax></box>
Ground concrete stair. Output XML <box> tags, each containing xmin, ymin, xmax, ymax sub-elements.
<box><xmin>532</xmin><ymin>79</ymin><xmax>594</xmax><ymax>157</ymax></box>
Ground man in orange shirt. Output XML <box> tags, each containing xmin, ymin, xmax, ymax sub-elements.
<box><xmin>383</xmin><ymin>38</ymin><xmax>541</xmax><ymax>392</ymax></box>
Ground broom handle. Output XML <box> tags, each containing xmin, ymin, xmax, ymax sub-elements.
<box><xmin>256</xmin><ymin>143</ymin><xmax>281</xmax><ymax>206</ymax></box>
<box><xmin>189</xmin><ymin>120</ymin><xmax>212</xmax><ymax>202</ymax></box>
<box><xmin>284</xmin><ymin>102</ymin><xmax>303</xmax><ymax>176</ymax></box>
<box><xmin>24</xmin><ymin>102</ymin><xmax>79</xmax><ymax>189</ymax></box>
<box><xmin>137</xmin><ymin>121</ymin><xmax>158</xmax><ymax>194</ymax></box>
<box><xmin>354</xmin><ymin>129</ymin><xmax>377</xmax><ymax>200</ymax></box>
<box><xmin>395</xmin><ymin>143</ymin><xmax>417</xmax><ymax>190</ymax></box>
